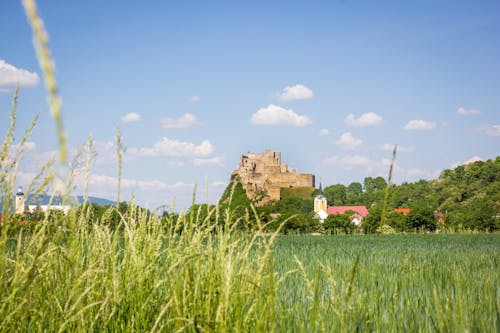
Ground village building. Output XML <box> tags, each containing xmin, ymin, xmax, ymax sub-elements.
<box><xmin>326</xmin><ymin>206</ymin><xmax>369</xmax><ymax>226</ymax></box>
<box><xmin>394</xmin><ymin>207</ymin><xmax>411</xmax><ymax>215</ymax></box>
<box><xmin>15</xmin><ymin>186</ymin><xmax>71</xmax><ymax>215</ymax></box>
<box><xmin>313</xmin><ymin>184</ymin><xmax>369</xmax><ymax>226</ymax></box>
<box><xmin>313</xmin><ymin>183</ymin><xmax>328</xmax><ymax>222</ymax></box>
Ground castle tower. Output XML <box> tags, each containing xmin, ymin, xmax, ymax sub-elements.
<box><xmin>15</xmin><ymin>186</ymin><xmax>25</xmax><ymax>214</ymax></box>
<box><xmin>314</xmin><ymin>182</ymin><xmax>328</xmax><ymax>222</ymax></box>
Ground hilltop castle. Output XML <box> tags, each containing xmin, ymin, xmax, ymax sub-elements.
<box><xmin>232</xmin><ymin>150</ymin><xmax>315</xmax><ymax>205</ymax></box>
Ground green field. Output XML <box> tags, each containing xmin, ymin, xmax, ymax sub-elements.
<box><xmin>1</xmin><ymin>216</ymin><xmax>498</xmax><ymax>332</ymax></box>
<box><xmin>272</xmin><ymin>234</ymin><xmax>499</xmax><ymax>332</ymax></box>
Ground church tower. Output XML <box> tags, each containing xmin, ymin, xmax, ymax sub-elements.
<box><xmin>314</xmin><ymin>182</ymin><xmax>328</xmax><ymax>222</ymax></box>
<box><xmin>15</xmin><ymin>186</ymin><xmax>25</xmax><ymax>214</ymax></box>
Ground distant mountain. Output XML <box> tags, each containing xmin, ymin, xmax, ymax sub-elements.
<box><xmin>0</xmin><ymin>194</ymin><xmax>115</xmax><ymax>213</ymax></box>
<box><xmin>76</xmin><ymin>196</ymin><xmax>116</xmax><ymax>206</ymax></box>
<box><xmin>25</xmin><ymin>194</ymin><xmax>116</xmax><ymax>206</ymax></box>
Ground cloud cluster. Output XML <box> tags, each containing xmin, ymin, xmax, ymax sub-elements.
<box><xmin>451</xmin><ymin>156</ymin><xmax>484</xmax><ymax>168</ymax></box>
<box><xmin>251</xmin><ymin>104</ymin><xmax>311</xmax><ymax>127</ymax></box>
<box><xmin>276</xmin><ymin>84</ymin><xmax>314</xmax><ymax>101</ymax></box>
<box><xmin>319</xmin><ymin>128</ymin><xmax>331</xmax><ymax>136</ymax></box>
<box><xmin>403</xmin><ymin>120</ymin><xmax>436</xmax><ymax>131</ymax></box>
<box><xmin>89</xmin><ymin>174</ymin><xmax>174</xmax><ymax>191</ymax></box>
<box><xmin>323</xmin><ymin>155</ymin><xmax>370</xmax><ymax>168</ymax></box>
<box><xmin>128</xmin><ymin>138</ymin><xmax>214</xmax><ymax>157</ymax></box>
<box><xmin>162</xmin><ymin>113</ymin><xmax>199</xmax><ymax>129</ymax></box>
<box><xmin>456</xmin><ymin>107</ymin><xmax>480</xmax><ymax>116</ymax></box>
<box><xmin>0</xmin><ymin>60</ymin><xmax>40</xmax><ymax>92</ymax></box>
<box><xmin>121</xmin><ymin>112</ymin><xmax>141</xmax><ymax>123</ymax></box>
<box><xmin>322</xmin><ymin>155</ymin><xmax>436</xmax><ymax>181</ymax></box>
<box><xmin>344</xmin><ymin>112</ymin><xmax>382</xmax><ymax>127</ymax></box>
<box><xmin>476</xmin><ymin>124</ymin><xmax>500</xmax><ymax>137</ymax></box>
<box><xmin>335</xmin><ymin>132</ymin><xmax>362</xmax><ymax>150</ymax></box>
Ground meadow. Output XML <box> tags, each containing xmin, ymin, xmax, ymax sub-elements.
<box><xmin>273</xmin><ymin>234</ymin><xmax>499</xmax><ymax>332</ymax></box>
<box><xmin>0</xmin><ymin>211</ymin><xmax>498</xmax><ymax>332</ymax></box>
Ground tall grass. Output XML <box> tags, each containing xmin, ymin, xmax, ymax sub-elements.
<box><xmin>0</xmin><ymin>203</ymin><xmax>286</xmax><ymax>331</ymax></box>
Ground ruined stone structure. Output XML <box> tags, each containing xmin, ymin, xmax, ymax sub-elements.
<box><xmin>232</xmin><ymin>150</ymin><xmax>315</xmax><ymax>205</ymax></box>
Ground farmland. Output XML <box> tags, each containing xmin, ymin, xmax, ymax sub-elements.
<box><xmin>0</xmin><ymin>216</ymin><xmax>498</xmax><ymax>332</ymax></box>
<box><xmin>272</xmin><ymin>234</ymin><xmax>499</xmax><ymax>332</ymax></box>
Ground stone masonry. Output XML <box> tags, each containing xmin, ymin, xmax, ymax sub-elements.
<box><xmin>232</xmin><ymin>150</ymin><xmax>315</xmax><ymax>205</ymax></box>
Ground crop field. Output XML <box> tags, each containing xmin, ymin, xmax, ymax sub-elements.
<box><xmin>272</xmin><ymin>234</ymin><xmax>499</xmax><ymax>332</ymax></box>
<box><xmin>0</xmin><ymin>215</ymin><xmax>498</xmax><ymax>332</ymax></box>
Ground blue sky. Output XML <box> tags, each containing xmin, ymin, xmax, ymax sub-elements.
<box><xmin>1</xmin><ymin>0</ymin><xmax>499</xmax><ymax>211</ymax></box>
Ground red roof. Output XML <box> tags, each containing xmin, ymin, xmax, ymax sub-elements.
<box><xmin>394</xmin><ymin>208</ymin><xmax>411</xmax><ymax>215</ymax></box>
<box><xmin>327</xmin><ymin>206</ymin><xmax>368</xmax><ymax>217</ymax></box>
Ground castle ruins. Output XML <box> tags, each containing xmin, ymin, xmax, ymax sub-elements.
<box><xmin>232</xmin><ymin>150</ymin><xmax>315</xmax><ymax>205</ymax></box>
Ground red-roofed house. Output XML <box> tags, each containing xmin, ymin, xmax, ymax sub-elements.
<box><xmin>394</xmin><ymin>208</ymin><xmax>411</xmax><ymax>215</ymax></box>
<box><xmin>327</xmin><ymin>206</ymin><xmax>369</xmax><ymax>226</ymax></box>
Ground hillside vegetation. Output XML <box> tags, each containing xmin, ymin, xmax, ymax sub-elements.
<box><xmin>217</xmin><ymin>157</ymin><xmax>499</xmax><ymax>233</ymax></box>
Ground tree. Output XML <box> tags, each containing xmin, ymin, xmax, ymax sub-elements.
<box><xmin>279</xmin><ymin>213</ymin><xmax>318</xmax><ymax>234</ymax></box>
<box><xmin>385</xmin><ymin>211</ymin><xmax>407</xmax><ymax>232</ymax></box>
<box><xmin>363</xmin><ymin>204</ymin><xmax>382</xmax><ymax>234</ymax></box>
<box><xmin>346</xmin><ymin>182</ymin><xmax>363</xmax><ymax>204</ymax></box>
<box><xmin>363</xmin><ymin>177</ymin><xmax>387</xmax><ymax>193</ymax></box>
<box><xmin>405</xmin><ymin>203</ymin><xmax>436</xmax><ymax>231</ymax></box>
<box><xmin>323</xmin><ymin>213</ymin><xmax>355</xmax><ymax>234</ymax></box>
<box><xmin>347</xmin><ymin>182</ymin><xmax>362</xmax><ymax>195</ymax></box>
<box><xmin>323</xmin><ymin>184</ymin><xmax>347</xmax><ymax>206</ymax></box>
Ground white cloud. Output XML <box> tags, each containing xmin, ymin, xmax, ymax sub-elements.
<box><xmin>335</xmin><ymin>132</ymin><xmax>363</xmax><ymax>150</ymax></box>
<box><xmin>381</xmin><ymin>143</ymin><xmax>414</xmax><ymax>153</ymax></box>
<box><xmin>476</xmin><ymin>124</ymin><xmax>500</xmax><ymax>137</ymax></box>
<box><xmin>250</xmin><ymin>104</ymin><xmax>311</xmax><ymax>127</ymax></box>
<box><xmin>456</xmin><ymin>107</ymin><xmax>480</xmax><ymax>116</ymax></box>
<box><xmin>344</xmin><ymin>112</ymin><xmax>382</xmax><ymax>127</ymax></box>
<box><xmin>322</xmin><ymin>155</ymin><xmax>370</xmax><ymax>167</ymax></box>
<box><xmin>379</xmin><ymin>158</ymin><xmax>434</xmax><ymax>180</ymax></box>
<box><xmin>403</xmin><ymin>120</ymin><xmax>436</xmax><ymax>131</ymax></box>
<box><xmin>122</xmin><ymin>112</ymin><xmax>141</xmax><ymax>123</ymax></box>
<box><xmin>88</xmin><ymin>174</ymin><xmax>193</xmax><ymax>191</ymax></box>
<box><xmin>192</xmin><ymin>157</ymin><xmax>224</xmax><ymax>167</ymax></box>
<box><xmin>276</xmin><ymin>84</ymin><xmax>314</xmax><ymax>101</ymax></box>
<box><xmin>162</xmin><ymin>113</ymin><xmax>199</xmax><ymax>129</ymax></box>
<box><xmin>210</xmin><ymin>181</ymin><xmax>227</xmax><ymax>187</ymax></box>
<box><xmin>24</xmin><ymin>141</ymin><xmax>37</xmax><ymax>151</ymax></box>
<box><xmin>128</xmin><ymin>138</ymin><xmax>214</xmax><ymax>157</ymax></box>
<box><xmin>451</xmin><ymin>156</ymin><xmax>484</xmax><ymax>168</ymax></box>
<box><xmin>188</xmin><ymin>96</ymin><xmax>201</xmax><ymax>103</ymax></box>
<box><xmin>463</xmin><ymin>156</ymin><xmax>483</xmax><ymax>164</ymax></box>
<box><xmin>0</xmin><ymin>60</ymin><xmax>40</xmax><ymax>92</ymax></box>
<box><xmin>319</xmin><ymin>128</ymin><xmax>331</xmax><ymax>136</ymax></box>
<box><xmin>12</xmin><ymin>141</ymin><xmax>37</xmax><ymax>152</ymax></box>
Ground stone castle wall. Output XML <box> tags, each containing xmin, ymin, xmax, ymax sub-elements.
<box><xmin>232</xmin><ymin>150</ymin><xmax>315</xmax><ymax>205</ymax></box>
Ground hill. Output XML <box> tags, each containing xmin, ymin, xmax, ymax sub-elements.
<box><xmin>19</xmin><ymin>194</ymin><xmax>116</xmax><ymax>207</ymax></box>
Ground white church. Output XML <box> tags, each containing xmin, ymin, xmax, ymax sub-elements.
<box><xmin>313</xmin><ymin>183</ymin><xmax>329</xmax><ymax>222</ymax></box>
<box><xmin>15</xmin><ymin>187</ymin><xmax>71</xmax><ymax>215</ymax></box>
<box><xmin>313</xmin><ymin>183</ymin><xmax>369</xmax><ymax>226</ymax></box>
